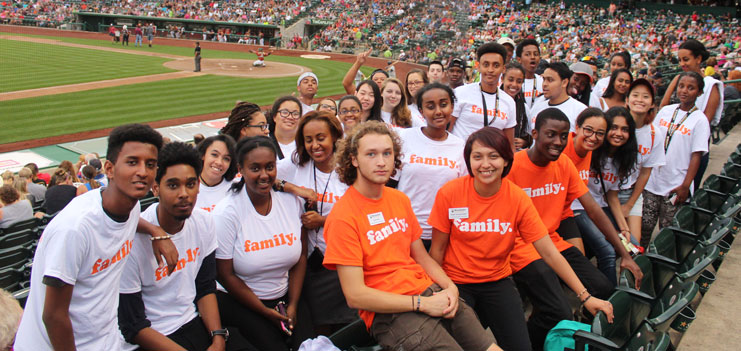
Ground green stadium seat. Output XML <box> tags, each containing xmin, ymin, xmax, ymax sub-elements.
<box><xmin>0</xmin><ymin>217</ymin><xmax>39</xmax><ymax>237</ymax></box>
<box><xmin>648</xmin><ymin>227</ymin><xmax>698</xmax><ymax>264</ymax></box>
<box><xmin>721</xmin><ymin>162</ymin><xmax>741</xmax><ymax>180</ymax></box>
<box><xmin>0</xmin><ymin>245</ymin><xmax>33</xmax><ymax>272</ymax></box>
<box><xmin>0</xmin><ymin>229</ymin><xmax>38</xmax><ymax>251</ymax></box>
<box><xmin>702</xmin><ymin>174</ymin><xmax>741</xmax><ymax>198</ymax></box>
<box><xmin>140</xmin><ymin>196</ymin><xmax>159</xmax><ymax>211</ymax></box>
<box><xmin>646</xmin><ymin>277</ymin><xmax>699</xmax><ymax>332</ymax></box>
<box><xmin>618</xmin><ymin>255</ymin><xmax>676</xmax><ymax>300</ymax></box>
<box><xmin>573</xmin><ymin>290</ymin><xmax>652</xmax><ymax>350</ymax></box>
<box><xmin>328</xmin><ymin>319</ymin><xmax>381</xmax><ymax>351</ymax></box>
<box><xmin>0</xmin><ymin>266</ymin><xmax>24</xmax><ymax>292</ymax></box>
<box><xmin>728</xmin><ymin>152</ymin><xmax>741</xmax><ymax>165</ymax></box>
<box><xmin>674</xmin><ymin>243</ymin><xmax>719</xmax><ymax>284</ymax></box>
<box><xmin>574</xmin><ymin>322</ymin><xmax>670</xmax><ymax>351</ymax></box>
<box><xmin>670</xmin><ymin>206</ymin><xmax>734</xmax><ymax>247</ymax></box>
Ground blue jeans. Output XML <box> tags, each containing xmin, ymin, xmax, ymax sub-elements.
<box><xmin>574</xmin><ymin>209</ymin><xmax>617</xmax><ymax>286</ymax></box>
<box><xmin>135</xmin><ymin>34</ymin><xmax>142</xmax><ymax>46</ymax></box>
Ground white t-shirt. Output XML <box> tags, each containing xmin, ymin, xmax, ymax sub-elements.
<box><xmin>380</xmin><ymin>110</ymin><xmax>425</xmax><ymax>129</ymax></box>
<box><xmin>15</xmin><ymin>189</ymin><xmax>140</xmax><ymax>351</ymax></box>
<box><xmin>301</xmin><ymin>102</ymin><xmax>314</xmax><ymax>116</ymax></box>
<box><xmin>528</xmin><ymin>97</ymin><xmax>587</xmax><ymax>133</ymax></box>
<box><xmin>213</xmin><ymin>189</ymin><xmax>303</xmax><ymax>300</ymax></box>
<box><xmin>397</xmin><ymin>127</ymin><xmax>467</xmax><ymax>239</ymax></box>
<box><xmin>573</xmin><ymin>158</ymin><xmax>620</xmax><ymax>210</ymax></box>
<box><xmin>697</xmin><ymin>76</ymin><xmax>724</xmax><ymax>126</ymax></box>
<box><xmin>452</xmin><ymin>83</ymin><xmax>517</xmax><ymax>140</ymax></box>
<box><xmin>591</xmin><ymin>76</ymin><xmax>610</xmax><ymax>98</ymax></box>
<box><xmin>408</xmin><ymin>103</ymin><xmax>427</xmax><ymax>127</ymax></box>
<box><xmin>278</xmin><ymin>141</ymin><xmax>297</xmax><ymax>161</ymax></box>
<box><xmin>522</xmin><ymin>75</ymin><xmax>545</xmax><ymax>109</ymax></box>
<box><xmin>195</xmin><ymin>179</ymin><xmax>233</xmax><ymax>213</ymax></box>
<box><xmin>620</xmin><ymin>123</ymin><xmax>665</xmax><ymax>190</ymax></box>
<box><xmin>119</xmin><ymin>205</ymin><xmax>217</xmax><ymax>350</ymax></box>
<box><xmin>281</xmin><ymin>159</ymin><xmax>348</xmax><ymax>253</ymax></box>
<box><xmin>645</xmin><ymin>104</ymin><xmax>710</xmax><ymax>197</ymax></box>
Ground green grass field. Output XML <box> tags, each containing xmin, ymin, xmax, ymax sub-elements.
<box><xmin>0</xmin><ymin>39</ymin><xmax>175</xmax><ymax>92</ymax></box>
<box><xmin>1</xmin><ymin>33</ymin><xmax>373</xmax><ymax>144</ymax></box>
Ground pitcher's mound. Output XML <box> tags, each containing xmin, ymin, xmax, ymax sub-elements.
<box><xmin>164</xmin><ymin>58</ymin><xmax>309</xmax><ymax>78</ymax></box>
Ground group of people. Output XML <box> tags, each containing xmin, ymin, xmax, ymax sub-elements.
<box><xmin>6</xmin><ymin>24</ymin><xmax>733</xmax><ymax>349</ymax></box>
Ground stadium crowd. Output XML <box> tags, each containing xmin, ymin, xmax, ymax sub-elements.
<box><xmin>3</xmin><ymin>1</ymin><xmax>741</xmax><ymax>351</ymax></box>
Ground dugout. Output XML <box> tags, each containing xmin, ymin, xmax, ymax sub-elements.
<box><xmin>74</xmin><ymin>12</ymin><xmax>280</xmax><ymax>45</ymax></box>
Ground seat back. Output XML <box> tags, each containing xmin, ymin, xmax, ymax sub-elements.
<box><xmin>620</xmin><ymin>255</ymin><xmax>658</xmax><ymax>299</ymax></box>
<box><xmin>690</xmin><ymin>189</ymin><xmax>728</xmax><ymax>215</ymax></box>
<box><xmin>0</xmin><ymin>217</ymin><xmax>39</xmax><ymax>237</ymax></box>
<box><xmin>0</xmin><ymin>229</ymin><xmax>37</xmax><ymax>251</ymax></box>
<box><xmin>722</xmin><ymin>162</ymin><xmax>741</xmax><ymax>180</ymax></box>
<box><xmin>328</xmin><ymin>319</ymin><xmax>377</xmax><ymax>350</ymax></box>
<box><xmin>728</xmin><ymin>151</ymin><xmax>741</xmax><ymax>165</ymax></box>
<box><xmin>623</xmin><ymin>322</ymin><xmax>671</xmax><ymax>351</ymax></box>
<box><xmin>0</xmin><ymin>267</ymin><xmax>24</xmax><ymax>291</ymax></box>
<box><xmin>647</xmin><ymin>277</ymin><xmax>699</xmax><ymax>332</ymax></box>
<box><xmin>648</xmin><ymin>227</ymin><xmax>698</xmax><ymax>264</ymax></box>
<box><xmin>676</xmin><ymin>243</ymin><xmax>720</xmax><ymax>283</ymax></box>
<box><xmin>0</xmin><ymin>246</ymin><xmax>33</xmax><ymax>271</ymax></box>
<box><xmin>702</xmin><ymin>174</ymin><xmax>741</xmax><ymax>196</ymax></box>
<box><xmin>592</xmin><ymin>290</ymin><xmax>652</xmax><ymax>349</ymax></box>
<box><xmin>699</xmin><ymin>217</ymin><xmax>735</xmax><ymax>246</ymax></box>
<box><xmin>671</xmin><ymin>206</ymin><xmax>715</xmax><ymax>239</ymax></box>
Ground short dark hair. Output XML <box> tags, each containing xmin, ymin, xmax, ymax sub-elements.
<box><xmin>544</xmin><ymin>61</ymin><xmax>573</xmax><ymax>81</ymax></box>
<box><xmin>23</xmin><ymin>163</ymin><xmax>39</xmax><ymax>176</ymax></box>
<box><xmin>371</xmin><ymin>69</ymin><xmax>389</xmax><ymax>79</ymax></box>
<box><xmin>463</xmin><ymin>127</ymin><xmax>514</xmax><ymax>177</ymax></box>
<box><xmin>628</xmin><ymin>78</ymin><xmax>656</xmax><ymax>105</ymax></box>
<box><xmin>679</xmin><ymin>39</ymin><xmax>710</xmax><ymax>62</ymax></box>
<box><xmin>676</xmin><ymin>71</ymin><xmax>705</xmax><ymax>92</ymax></box>
<box><xmin>197</xmin><ymin>134</ymin><xmax>238</xmax><ymax>181</ymax></box>
<box><xmin>428</xmin><ymin>60</ymin><xmax>444</xmax><ymax>71</ymax></box>
<box><xmin>338</xmin><ymin>95</ymin><xmax>362</xmax><ymax>112</ymax></box>
<box><xmin>476</xmin><ymin>42</ymin><xmax>508</xmax><ymax>62</ymax></box>
<box><xmin>414</xmin><ymin>82</ymin><xmax>456</xmax><ymax>109</ymax></box>
<box><xmin>516</xmin><ymin>39</ymin><xmax>539</xmax><ymax>58</ymax></box>
<box><xmin>107</xmin><ymin>124</ymin><xmax>163</xmax><ymax>164</ymax></box>
<box><xmin>575</xmin><ymin>107</ymin><xmax>606</xmax><ymax>127</ymax></box>
<box><xmin>534</xmin><ymin>107</ymin><xmax>570</xmax><ymax>132</ymax></box>
<box><xmin>156</xmin><ymin>142</ymin><xmax>202</xmax><ymax>183</ymax></box>
<box><xmin>230</xmin><ymin>136</ymin><xmax>277</xmax><ymax>193</ymax></box>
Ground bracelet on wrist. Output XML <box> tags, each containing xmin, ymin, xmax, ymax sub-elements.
<box><xmin>416</xmin><ymin>295</ymin><xmax>421</xmax><ymax>312</ymax></box>
<box><xmin>581</xmin><ymin>294</ymin><xmax>592</xmax><ymax>304</ymax></box>
<box><xmin>150</xmin><ymin>234</ymin><xmax>172</xmax><ymax>241</ymax></box>
<box><xmin>576</xmin><ymin>288</ymin><xmax>588</xmax><ymax>299</ymax></box>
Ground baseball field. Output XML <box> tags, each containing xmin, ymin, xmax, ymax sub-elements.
<box><xmin>0</xmin><ymin>27</ymin><xmax>380</xmax><ymax>150</ymax></box>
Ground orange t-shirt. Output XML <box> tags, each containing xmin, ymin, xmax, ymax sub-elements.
<box><xmin>506</xmin><ymin>150</ymin><xmax>588</xmax><ymax>272</ymax></box>
<box><xmin>428</xmin><ymin>176</ymin><xmax>547</xmax><ymax>283</ymax></box>
<box><xmin>323</xmin><ymin>186</ymin><xmax>433</xmax><ymax>329</ymax></box>
<box><xmin>561</xmin><ymin>132</ymin><xmax>591</xmax><ymax>218</ymax></box>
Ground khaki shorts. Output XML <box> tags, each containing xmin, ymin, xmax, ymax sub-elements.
<box><xmin>369</xmin><ymin>284</ymin><xmax>495</xmax><ymax>351</ymax></box>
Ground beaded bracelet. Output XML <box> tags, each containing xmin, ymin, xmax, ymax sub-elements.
<box><xmin>150</xmin><ymin>235</ymin><xmax>173</xmax><ymax>241</ymax></box>
<box><xmin>416</xmin><ymin>295</ymin><xmax>421</xmax><ymax>312</ymax></box>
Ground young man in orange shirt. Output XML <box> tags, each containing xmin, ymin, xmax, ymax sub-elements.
<box><xmin>322</xmin><ymin>122</ymin><xmax>501</xmax><ymax>351</ymax></box>
<box><xmin>506</xmin><ymin>108</ymin><xmax>643</xmax><ymax>350</ymax></box>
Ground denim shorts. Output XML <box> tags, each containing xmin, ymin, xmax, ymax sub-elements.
<box><xmin>617</xmin><ymin>188</ymin><xmax>643</xmax><ymax>216</ymax></box>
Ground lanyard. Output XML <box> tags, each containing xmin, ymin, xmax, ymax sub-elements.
<box><xmin>663</xmin><ymin>105</ymin><xmax>697</xmax><ymax>152</ymax></box>
<box><xmin>312</xmin><ymin>162</ymin><xmax>332</xmax><ymax>224</ymax></box>
<box><xmin>530</xmin><ymin>83</ymin><xmax>538</xmax><ymax>106</ymax></box>
<box><xmin>480</xmin><ymin>85</ymin><xmax>499</xmax><ymax>127</ymax></box>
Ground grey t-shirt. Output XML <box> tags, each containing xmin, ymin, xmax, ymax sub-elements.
<box><xmin>27</xmin><ymin>182</ymin><xmax>47</xmax><ymax>203</ymax></box>
<box><xmin>0</xmin><ymin>200</ymin><xmax>34</xmax><ymax>229</ymax></box>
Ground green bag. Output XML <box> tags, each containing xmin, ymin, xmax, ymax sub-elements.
<box><xmin>544</xmin><ymin>320</ymin><xmax>591</xmax><ymax>351</ymax></box>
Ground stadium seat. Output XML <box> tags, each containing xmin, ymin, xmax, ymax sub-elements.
<box><xmin>0</xmin><ymin>217</ymin><xmax>39</xmax><ymax>237</ymax></box>
<box><xmin>674</xmin><ymin>243</ymin><xmax>719</xmax><ymax>284</ymax></box>
<box><xmin>618</xmin><ymin>255</ymin><xmax>676</xmax><ymax>300</ymax></box>
<box><xmin>728</xmin><ymin>152</ymin><xmax>741</xmax><ymax>166</ymax></box>
<box><xmin>0</xmin><ymin>266</ymin><xmax>24</xmax><ymax>292</ymax></box>
<box><xmin>670</xmin><ymin>206</ymin><xmax>734</xmax><ymax>247</ymax></box>
<box><xmin>0</xmin><ymin>245</ymin><xmax>33</xmax><ymax>272</ymax></box>
<box><xmin>573</xmin><ymin>290</ymin><xmax>652</xmax><ymax>350</ymax></box>
<box><xmin>0</xmin><ymin>229</ymin><xmax>38</xmax><ymax>251</ymax></box>
<box><xmin>140</xmin><ymin>196</ymin><xmax>159</xmax><ymax>211</ymax></box>
<box><xmin>13</xmin><ymin>287</ymin><xmax>30</xmax><ymax>308</ymax></box>
<box><xmin>328</xmin><ymin>319</ymin><xmax>381</xmax><ymax>351</ymax></box>
<box><xmin>647</xmin><ymin>227</ymin><xmax>698</xmax><ymax>264</ymax></box>
<box><xmin>574</xmin><ymin>322</ymin><xmax>670</xmax><ymax>351</ymax></box>
<box><xmin>645</xmin><ymin>277</ymin><xmax>699</xmax><ymax>333</ymax></box>
<box><xmin>691</xmin><ymin>189</ymin><xmax>741</xmax><ymax>219</ymax></box>
<box><xmin>721</xmin><ymin>162</ymin><xmax>741</xmax><ymax>180</ymax></box>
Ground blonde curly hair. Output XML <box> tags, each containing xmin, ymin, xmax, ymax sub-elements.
<box><xmin>335</xmin><ymin>121</ymin><xmax>403</xmax><ymax>186</ymax></box>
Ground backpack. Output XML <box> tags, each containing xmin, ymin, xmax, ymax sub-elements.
<box><xmin>544</xmin><ymin>320</ymin><xmax>591</xmax><ymax>351</ymax></box>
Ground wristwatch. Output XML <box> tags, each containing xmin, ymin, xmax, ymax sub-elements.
<box><xmin>210</xmin><ymin>328</ymin><xmax>229</xmax><ymax>342</ymax></box>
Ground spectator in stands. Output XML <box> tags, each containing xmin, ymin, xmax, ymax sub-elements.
<box><xmin>24</xmin><ymin>163</ymin><xmax>47</xmax><ymax>186</ymax></box>
<box><xmin>14</xmin><ymin>124</ymin><xmax>164</xmax><ymax>350</ymax></box>
<box><xmin>2</xmin><ymin>170</ymin><xmax>14</xmax><ymax>185</ymax></box>
<box><xmin>221</xmin><ymin>101</ymin><xmax>270</xmax><ymax>142</ymax></box>
<box><xmin>268</xmin><ymin>96</ymin><xmax>303</xmax><ymax>160</ymax></box>
<box><xmin>18</xmin><ymin>167</ymin><xmax>46</xmax><ymax>204</ymax></box>
<box><xmin>297</xmin><ymin>73</ymin><xmax>318</xmax><ymax>116</ymax></box>
<box><xmin>428</xmin><ymin>61</ymin><xmax>445</xmax><ymax>83</ymax></box>
<box><xmin>87</xmin><ymin>158</ymin><xmax>108</xmax><ymax>186</ymax></box>
<box><xmin>447</xmin><ymin>58</ymin><xmax>466</xmax><ymax>90</ymax></box>
<box><xmin>0</xmin><ymin>184</ymin><xmax>34</xmax><ymax>229</ymax></box>
<box><xmin>76</xmin><ymin>165</ymin><xmax>102</xmax><ymax>196</ymax></box>
<box><xmin>354</xmin><ymin>80</ymin><xmax>383</xmax><ymax>123</ymax></box>
<box><xmin>380</xmin><ymin>78</ymin><xmax>414</xmax><ymax>128</ymax></box>
<box><xmin>118</xmin><ymin>141</ymin><xmax>256</xmax><ymax>351</ymax></box>
<box><xmin>213</xmin><ymin>136</ymin><xmax>313</xmax><ymax>350</ymax></box>
<box><xmin>58</xmin><ymin>160</ymin><xmax>80</xmax><ymax>183</ymax></box>
<box><xmin>0</xmin><ymin>289</ymin><xmax>23</xmax><ymax>351</ymax></box>
<box><xmin>724</xmin><ymin>70</ymin><xmax>741</xmax><ymax>113</ymax></box>
<box><xmin>501</xmin><ymin>62</ymin><xmax>531</xmax><ymax>150</ymax></box>
<box><xmin>42</xmin><ymin>168</ymin><xmax>78</xmax><ymax>215</ymax></box>
<box><xmin>12</xmin><ymin>178</ymin><xmax>35</xmax><ymax>206</ymax></box>
<box><xmin>337</xmin><ymin>95</ymin><xmax>363</xmax><ymax>131</ymax></box>
<box><xmin>323</xmin><ymin>121</ymin><xmax>503</xmax><ymax>351</ymax></box>
<box><xmin>193</xmin><ymin>133</ymin><xmax>205</xmax><ymax>145</ymax></box>
<box><xmin>594</xmin><ymin>69</ymin><xmax>633</xmax><ymax>111</ymax></box>
<box><xmin>404</xmin><ymin>69</ymin><xmax>429</xmax><ymax>124</ymax></box>
<box><xmin>643</xmin><ymin>72</ymin><xmax>709</xmax><ymax>240</ymax></box>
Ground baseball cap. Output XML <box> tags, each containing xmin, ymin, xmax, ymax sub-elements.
<box><xmin>297</xmin><ymin>72</ymin><xmax>318</xmax><ymax>86</ymax></box>
<box><xmin>497</xmin><ymin>37</ymin><xmax>516</xmax><ymax>48</ymax></box>
<box><xmin>569</xmin><ymin>62</ymin><xmax>594</xmax><ymax>83</ymax></box>
<box><xmin>448</xmin><ymin>58</ymin><xmax>465</xmax><ymax>70</ymax></box>
<box><xmin>88</xmin><ymin>158</ymin><xmax>103</xmax><ymax>171</ymax></box>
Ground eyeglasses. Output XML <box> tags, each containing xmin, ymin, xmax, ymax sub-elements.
<box><xmin>278</xmin><ymin>109</ymin><xmax>301</xmax><ymax>119</ymax></box>
<box><xmin>581</xmin><ymin>126</ymin><xmax>606</xmax><ymax>139</ymax></box>
<box><xmin>339</xmin><ymin>108</ymin><xmax>361</xmax><ymax>116</ymax></box>
<box><xmin>245</xmin><ymin>124</ymin><xmax>269</xmax><ymax>131</ymax></box>
<box><xmin>319</xmin><ymin>104</ymin><xmax>337</xmax><ymax>111</ymax></box>
<box><xmin>408</xmin><ymin>80</ymin><xmax>425</xmax><ymax>88</ymax></box>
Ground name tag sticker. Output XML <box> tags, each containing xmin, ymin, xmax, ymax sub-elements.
<box><xmin>448</xmin><ymin>207</ymin><xmax>469</xmax><ymax>219</ymax></box>
<box><xmin>368</xmin><ymin>212</ymin><xmax>385</xmax><ymax>226</ymax></box>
